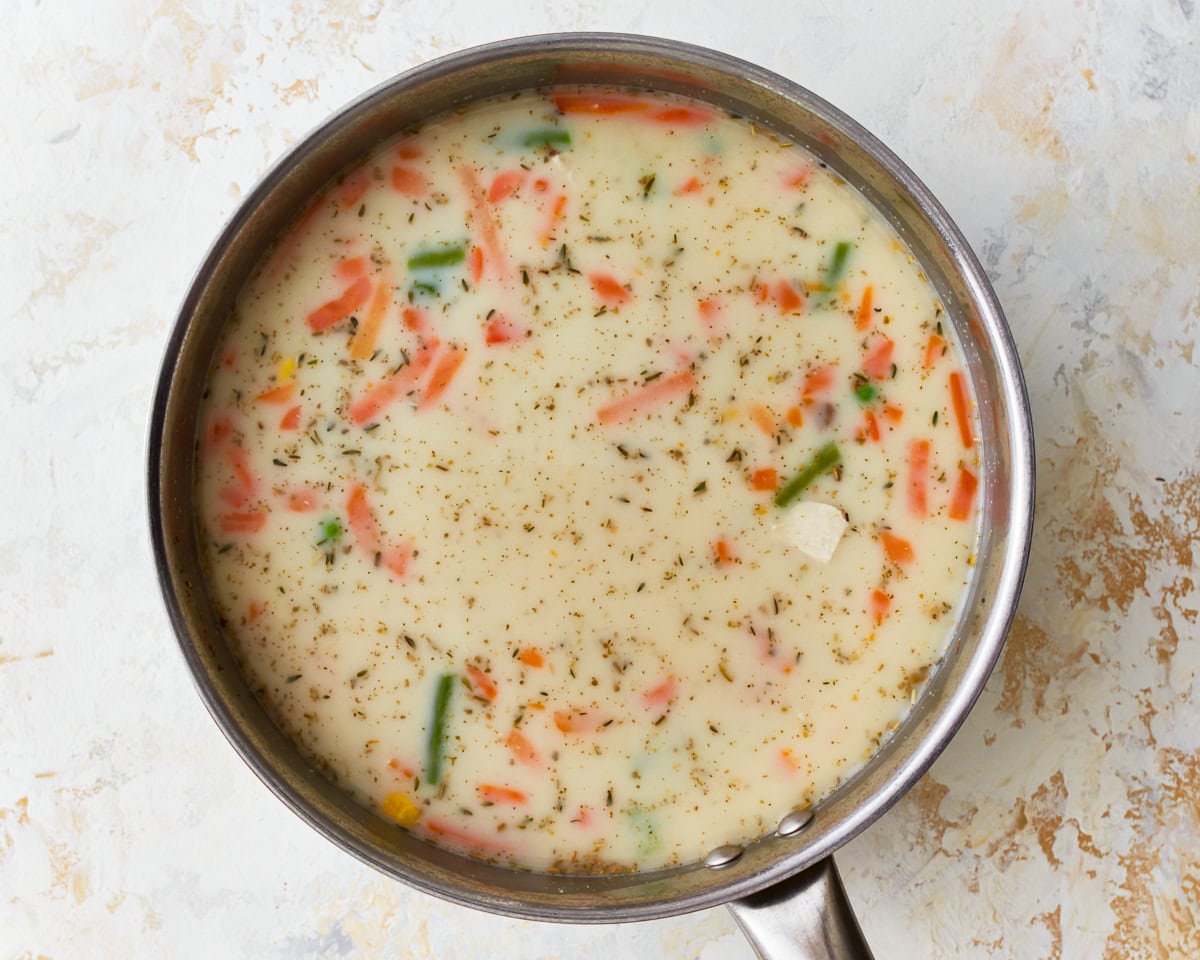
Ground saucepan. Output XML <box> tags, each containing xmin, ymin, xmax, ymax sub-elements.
<box><xmin>148</xmin><ymin>34</ymin><xmax>1034</xmax><ymax>959</ymax></box>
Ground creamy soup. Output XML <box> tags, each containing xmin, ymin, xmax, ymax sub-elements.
<box><xmin>197</xmin><ymin>88</ymin><xmax>981</xmax><ymax>873</ymax></box>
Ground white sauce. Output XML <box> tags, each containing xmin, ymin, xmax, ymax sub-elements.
<box><xmin>197</xmin><ymin>89</ymin><xmax>981</xmax><ymax>872</ymax></box>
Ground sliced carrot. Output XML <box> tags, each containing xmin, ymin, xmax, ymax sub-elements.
<box><xmin>880</xmin><ymin>530</ymin><xmax>915</xmax><ymax>565</ymax></box>
<box><xmin>218</xmin><ymin>511</ymin><xmax>266</xmax><ymax>534</ymax></box>
<box><xmin>857</xmin><ymin>409</ymin><xmax>881</xmax><ymax>443</ymax></box>
<box><xmin>748</xmin><ymin>403</ymin><xmax>775</xmax><ymax>437</ymax></box>
<box><xmin>286</xmin><ymin>488</ymin><xmax>320</xmax><ymax>512</ymax></box>
<box><xmin>256</xmin><ymin>381</ymin><xmax>296</xmax><ymax>404</ymax></box>
<box><xmin>949</xmin><ymin>371</ymin><xmax>975</xmax><ymax>449</ymax></box>
<box><xmin>540</xmin><ymin>193</ymin><xmax>568</xmax><ymax>247</ymax></box>
<box><xmin>337</xmin><ymin>256</ymin><xmax>369</xmax><ymax>280</ymax></box>
<box><xmin>477</xmin><ymin>784</ymin><xmax>528</xmax><ymax>806</ymax></box>
<box><xmin>698</xmin><ymin>297</ymin><xmax>722</xmax><ymax>330</ymax></box>
<box><xmin>856</xmin><ymin>284</ymin><xmax>874</xmax><ymax>331</ymax></box>
<box><xmin>396</xmin><ymin>142</ymin><xmax>422</xmax><ymax>160</ymax></box>
<box><xmin>589</xmin><ymin>272</ymin><xmax>631</xmax><ymax>306</ymax></box>
<box><xmin>863</xmin><ymin>337</ymin><xmax>895</xmax><ymax>381</ymax></box>
<box><xmin>465</xmin><ymin>664</ymin><xmax>498</xmax><ymax>702</ymax></box>
<box><xmin>649</xmin><ymin>104</ymin><xmax>711</xmax><ymax>126</ymax></box>
<box><xmin>674</xmin><ymin>175</ymin><xmax>704</xmax><ymax>196</ymax></box>
<box><xmin>349</xmin><ymin>278</ymin><xmax>392</xmax><ymax>361</ymax></box>
<box><xmin>307</xmin><ymin>275</ymin><xmax>372</xmax><ymax>332</ymax></box>
<box><xmin>596</xmin><ymin>370</ymin><xmax>694</xmax><ymax>425</ymax></box>
<box><xmin>382</xmin><ymin>542</ymin><xmax>412</xmax><ymax>579</ymax></box>
<box><xmin>332</xmin><ymin>170</ymin><xmax>371</xmax><ymax>209</ymax></box>
<box><xmin>923</xmin><ymin>334</ymin><xmax>946</xmax><ymax>369</ymax></box>
<box><xmin>347</xmin><ymin>344</ymin><xmax>438</xmax><ymax>425</ymax></box>
<box><xmin>552</xmin><ymin>710</ymin><xmax>607</xmax><ymax>733</ymax></box>
<box><xmin>552</xmin><ymin>92</ymin><xmax>651</xmax><ymax>116</ymax></box>
<box><xmin>642</xmin><ymin>677</ymin><xmax>678</xmax><ymax>708</ymax></box>
<box><xmin>424</xmin><ymin>817</ymin><xmax>513</xmax><ymax>854</ymax></box>
<box><xmin>782</xmin><ymin>167</ymin><xmax>811</xmax><ymax>189</ymax></box>
<box><xmin>802</xmin><ymin>365</ymin><xmax>836</xmax><ymax>401</ymax></box>
<box><xmin>949</xmin><ymin>466</ymin><xmax>979</xmax><ymax>521</ymax></box>
<box><xmin>345</xmin><ymin>483</ymin><xmax>381</xmax><ymax>555</ymax></box>
<box><xmin>420</xmin><ymin>347</ymin><xmax>467</xmax><ymax>408</ymax></box>
<box><xmin>487</xmin><ymin>168</ymin><xmax>528</xmax><ymax>202</ymax></box>
<box><xmin>391</xmin><ymin>166</ymin><xmax>428</xmax><ymax>196</ymax></box>
<box><xmin>870</xmin><ymin>589</ymin><xmax>892</xmax><ymax>626</ymax></box>
<box><xmin>458</xmin><ymin>166</ymin><xmax>507</xmax><ymax>279</ymax></box>
<box><xmin>467</xmin><ymin>245</ymin><xmax>485</xmax><ymax>283</ymax></box>
<box><xmin>279</xmin><ymin>405</ymin><xmax>302</xmax><ymax>431</ymax></box>
<box><xmin>246</xmin><ymin>601</ymin><xmax>263</xmax><ymax>624</ymax></box>
<box><xmin>908</xmin><ymin>439</ymin><xmax>931</xmax><ymax>517</ymax></box>
<box><xmin>484</xmin><ymin>313</ymin><xmax>524</xmax><ymax>346</ymax></box>
<box><xmin>402</xmin><ymin>306</ymin><xmax>430</xmax><ymax>334</ymax></box>
<box><xmin>786</xmin><ymin>405</ymin><xmax>804</xmax><ymax>428</ymax></box>
<box><xmin>714</xmin><ymin>539</ymin><xmax>736</xmax><ymax>565</ymax></box>
<box><xmin>882</xmin><ymin>403</ymin><xmax>905</xmax><ymax>424</ymax></box>
<box><xmin>518</xmin><ymin>648</ymin><xmax>545</xmax><ymax>668</ymax></box>
<box><xmin>505</xmin><ymin>729</ymin><xmax>540</xmax><ymax>766</ymax></box>
<box><xmin>774</xmin><ymin>279</ymin><xmax>804</xmax><ymax>314</ymax></box>
<box><xmin>226</xmin><ymin>444</ymin><xmax>256</xmax><ymax>498</ymax></box>
<box><xmin>751</xmin><ymin>467</ymin><xmax>778</xmax><ymax>491</ymax></box>
<box><xmin>572</xmin><ymin>805</ymin><xmax>596</xmax><ymax>828</ymax></box>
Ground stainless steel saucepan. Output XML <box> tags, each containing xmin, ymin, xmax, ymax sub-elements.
<box><xmin>148</xmin><ymin>34</ymin><xmax>1034</xmax><ymax>959</ymax></box>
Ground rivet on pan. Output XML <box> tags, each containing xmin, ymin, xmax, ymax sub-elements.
<box><xmin>776</xmin><ymin>808</ymin><xmax>814</xmax><ymax>837</ymax></box>
<box><xmin>704</xmin><ymin>844</ymin><xmax>744</xmax><ymax>869</ymax></box>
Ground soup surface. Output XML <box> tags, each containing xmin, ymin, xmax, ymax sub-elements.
<box><xmin>197</xmin><ymin>88</ymin><xmax>981</xmax><ymax>872</ymax></box>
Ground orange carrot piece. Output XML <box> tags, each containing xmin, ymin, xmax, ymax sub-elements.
<box><xmin>256</xmin><ymin>381</ymin><xmax>296</xmax><ymax>404</ymax></box>
<box><xmin>856</xmin><ymin>284</ymin><xmax>874</xmax><ymax>331</ymax></box>
<box><xmin>674</xmin><ymin>176</ymin><xmax>704</xmax><ymax>195</ymax></box>
<box><xmin>478</xmin><ymin>784</ymin><xmax>528</xmax><ymax>806</ymax></box>
<box><xmin>458</xmin><ymin>166</ymin><xmax>507</xmax><ymax>278</ymax></box>
<box><xmin>279</xmin><ymin>405</ymin><xmax>302</xmax><ymax>431</ymax></box>
<box><xmin>786</xmin><ymin>405</ymin><xmax>804</xmax><ymax>428</ymax></box>
<box><xmin>540</xmin><ymin>193</ymin><xmax>568</xmax><ymax>247</ymax></box>
<box><xmin>402</xmin><ymin>306</ymin><xmax>430</xmax><ymax>334</ymax></box>
<box><xmin>218</xmin><ymin>511</ymin><xmax>266</xmax><ymax>534</ymax></box>
<box><xmin>863</xmin><ymin>337</ymin><xmax>895</xmax><ymax>381</ymax></box>
<box><xmin>698</xmin><ymin>297</ymin><xmax>722</xmax><ymax>330</ymax></box>
<box><xmin>589</xmin><ymin>272</ymin><xmax>631</xmax><ymax>305</ymax></box>
<box><xmin>751</xmin><ymin>467</ymin><xmax>778</xmax><ymax>491</ymax></box>
<box><xmin>595</xmin><ymin>370</ymin><xmax>694</xmax><ymax>425</ymax></box>
<box><xmin>337</xmin><ymin>256</ymin><xmax>368</xmax><ymax>280</ymax></box>
<box><xmin>420</xmin><ymin>347</ymin><xmax>466</xmax><ymax>408</ymax></box>
<box><xmin>649</xmin><ymin>104</ymin><xmax>711</xmax><ymax>126</ymax></box>
<box><xmin>949</xmin><ymin>466</ymin><xmax>979</xmax><ymax>521</ymax></box>
<box><xmin>518</xmin><ymin>648</ymin><xmax>545</xmax><ymax>668</ymax></box>
<box><xmin>382</xmin><ymin>542</ymin><xmax>412</xmax><ymax>579</ymax></box>
<box><xmin>774</xmin><ymin>279</ymin><xmax>804</xmax><ymax>314</ymax></box>
<box><xmin>307</xmin><ymin>276</ymin><xmax>372</xmax><ymax>332</ymax></box>
<box><xmin>783</xmin><ymin>167</ymin><xmax>811</xmax><ymax>189</ymax></box>
<box><xmin>870</xmin><ymin>589</ymin><xmax>891</xmax><ymax>626</ymax></box>
<box><xmin>391</xmin><ymin>166</ymin><xmax>428</xmax><ymax>196</ymax></box>
<box><xmin>642</xmin><ymin>677</ymin><xmax>678</xmax><ymax>708</ymax></box>
<box><xmin>552</xmin><ymin>710</ymin><xmax>607</xmax><ymax>733</ymax></box>
<box><xmin>505</xmin><ymin>729</ymin><xmax>541</xmax><ymax>766</ymax></box>
<box><xmin>347</xmin><ymin>345</ymin><xmax>438</xmax><ymax>425</ymax></box>
<box><xmin>467</xmin><ymin>245</ymin><xmax>485</xmax><ymax>283</ymax></box>
<box><xmin>345</xmin><ymin>483</ymin><xmax>381</xmax><ymax>555</ymax></box>
<box><xmin>908</xmin><ymin>439</ymin><xmax>931</xmax><ymax>517</ymax></box>
<box><xmin>802</xmin><ymin>365</ymin><xmax>836</xmax><ymax>400</ymax></box>
<box><xmin>332</xmin><ymin>170</ymin><xmax>371</xmax><ymax>209</ymax></box>
<box><xmin>949</xmin><ymin>371</ymin><xmax>975</xmax><ymax>448</ymax></box>
<box><xmin>778</xmin><ymin>748</ymin><xmax>802</xmax><ymax>774</ymax></box>
<box><xmin>424</xmin><ymin>817</ymin><xmax>513</xmax><ymax>854</ymax></box>
<box><xmin>396</xmin><ymin>141</ymin><xmax>422</xmax><ymax>160</ymax></box>
<box><xmin>923</xmin><ymin>334</ymin><xmax>946</xmax><ymax>369</ymax></box>
<box><xmin>714</xmin><ymin>539</ymin><xmax>736</xmax><ymax>565</ymax></box>
<box><xmin>859</xmin><ymin>409</ymin><xmax>881</xmax><ymax>443</ymax></box>
<box><xmin>226</xmin><ymin>444</ymin><xmax>256</xmax><ymax>498</ymax></box>
<box><xmin>286</xmin><ymin>488</ymin><xmax>320</xmax><ymax>512</ymax></box>
<box><xmin>487</xmin><ymin>168</ymin><xmax>528</xmax><ymax>202</ymax></box>
<box><xmin>880</xmin><ymin>531</ymin><xmax>915</xmax><ymax>565</ymax></box>
<box><xmin>466</xmin><ymin>664</ymin><xmax>498</xmax><ymax>702</ymax></box>
<box><xmin>748</xmin><ymin>403</ymin><xmax>775</xmax><ymax>437</ymax></box>
<box><xmin>484</xmin><ymin>313</ymin><xmax>523</xmax><ymax>346</ymax></box>
<box><xmin>882</xmin><ymin>404</ymin><xmax>904</xmax><ymax>424</ymax></box>
<box><xmin>349</xmin><ymin>278</ymin><xmax>392</xmax><ymax>361</ymax></box>
<box><xmin>552</xmin><ymin>92</ymin><xmax>650</xmax><ymax>115</ymax></box>
<box><xmin>246</xmin><ymin>601</ymin><xmax>263</xmax><ymax>624</ymax></box>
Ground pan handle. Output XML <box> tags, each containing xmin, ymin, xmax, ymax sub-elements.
<box><xmin>726</xmin><ymin>857</ymin><xmax>875</xmax><ymax>960</ymax></box>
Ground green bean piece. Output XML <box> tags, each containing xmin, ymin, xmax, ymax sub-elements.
<box><xmin>774</xmin><ymin>441</ymin><xmax>842</xmax><ymax>508</ymax></box>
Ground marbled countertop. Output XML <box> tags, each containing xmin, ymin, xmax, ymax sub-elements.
<box><xmin>4</xmin><ymin>2</ymin><xmax>1198</xmax><ymax>958</ymax></box>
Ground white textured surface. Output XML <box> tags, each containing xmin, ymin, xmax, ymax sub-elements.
<box><xmin>3</xmin><ymin>2</ymin><xmax>1199</xmax><ymax>958</ymax></box>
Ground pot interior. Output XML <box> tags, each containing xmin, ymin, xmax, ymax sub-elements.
<box><xmin>149</xmin><ymin>33</ymin><xmax>1033</xmax><ymax>922</ymax></box>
